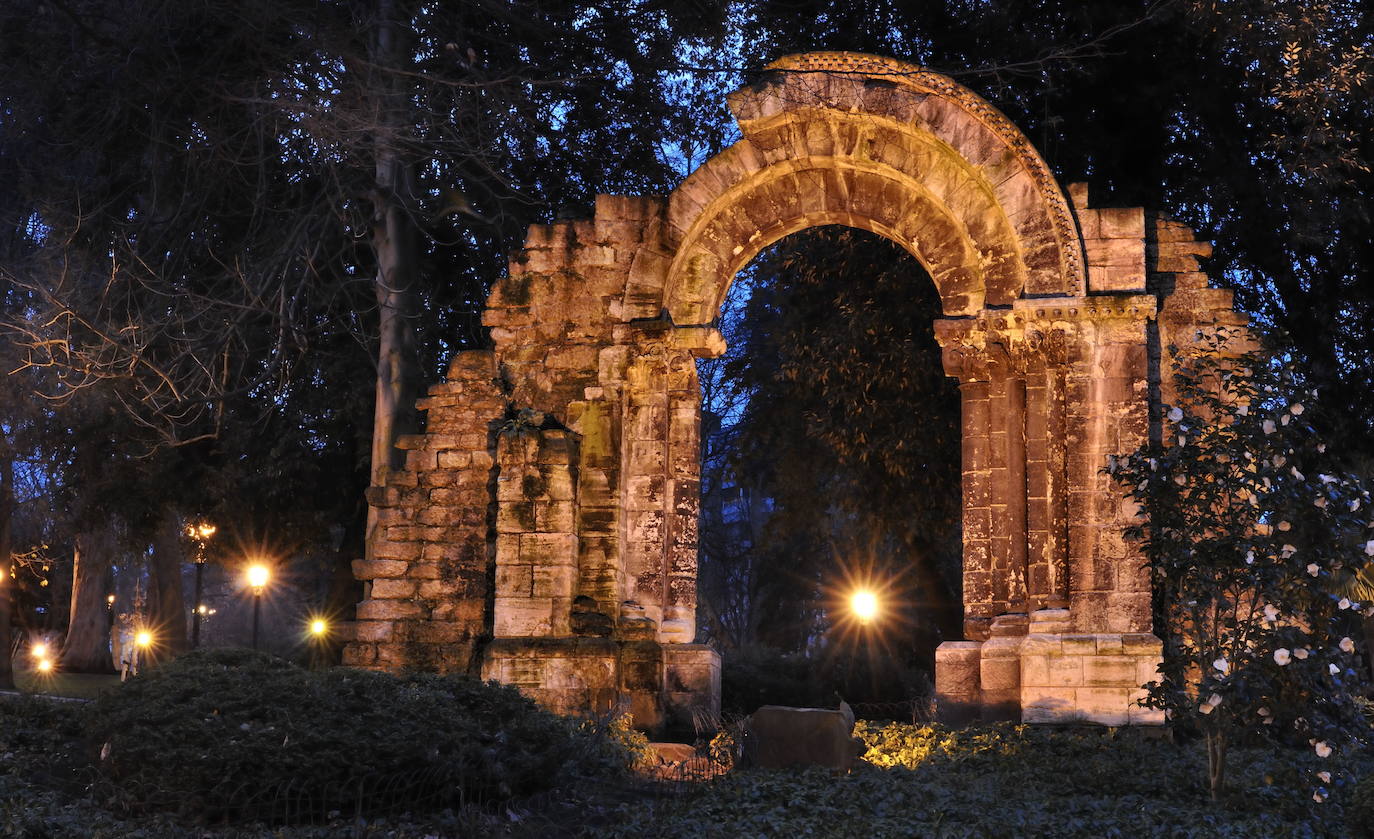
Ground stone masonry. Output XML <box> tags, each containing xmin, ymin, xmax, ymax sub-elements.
<box><xmin>343</xmin><ymin>52</ymin><xmax>1249</xmax><ymax>729</ymax></box>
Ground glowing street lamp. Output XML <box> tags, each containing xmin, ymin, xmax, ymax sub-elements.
<box><xmin>309</xmin><ymin>618</ymin><xmax>327</xmax><ymax>637</ymax></box>
<box><xmin>186</xmin><ymin>520</ymin><xmax>217</xmax><ymax>648</ymax></box>
<box><xmin>36</xmin><ymin>658</ymin><xmax>52</xmax><ymax>674</ymax></box>
<box><xmin>850</xmin><ymin>589</ymin><xmax>880</xmax><ymax>625</ymax></box>
<box><xmin>246</xmin><ymin>563</ymin><xmax>271</xmax><ymax>650</ymax></box>
<box><xmin>30</xmin><ymin>642</ymin><xmax>48</xmax><ymax>660</ymax></box>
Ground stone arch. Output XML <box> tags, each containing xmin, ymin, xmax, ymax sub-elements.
<box><xmin>348</xmin><ymin>50</ymin><xmax>1251</xmax><ymax>732</ymax></box>
<box><xmin>657</xmin><ymin>52</ymin><xmax>1085</xmax><ymax>324</ymax></box>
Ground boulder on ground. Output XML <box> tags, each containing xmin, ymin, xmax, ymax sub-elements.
<box><xmin>741</xmin><ymin>702</ymin><xmax>866</xmax><ymax>770</ymax></box>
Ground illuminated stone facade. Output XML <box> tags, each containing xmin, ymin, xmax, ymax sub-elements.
<box><xmin>343</xmin><ymin>52</ymin><xmax>1246</xmax><ymax>728</ymax></box>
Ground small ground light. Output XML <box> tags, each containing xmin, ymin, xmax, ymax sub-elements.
<box><xmin>36</xmin><ymin>658</ymin><xmax>52</xmax><ymax>674</ymax></box>
<box><xmin>30</xmin><ymin>642</ymin><xmax>47</xmax><ymax>659</ymax></box>
<box><xmin>310</xmin><ymin>619</ymin><xmax>328</xmax><ymax>636</ymax></box>
<box><xmin>850</xmin><ymin>589</ymin><xmax>879</xmax><ymax>624</ymax></box>
<box><xmin>135</xmin><ymin>631</ymin><xmax>153</xmax><ymax>648</ymax></box>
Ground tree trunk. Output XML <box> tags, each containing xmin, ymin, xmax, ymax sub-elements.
<box><xmin>0</xmin><ymin>450</ymin><xmax>14</xmax><ymax>689</ymax></box>
<box><xmin>1206</xmin><ymin>729</ymin><xmax>1227</xmax><ymax>802</ymax></box>
<box><xmin>61</xmin><ymin>529</ymin><xmax>116</xmax><ymax>673</ymax></box>
<box><xmin>148</xmin><ymin>515</ymin><xmax>188</xmax><ymax>655</ymax></box>
<box><xmin>364</xmin><ymin>0</ymin><xmax>421</xmax><ymax>549</ymax></box>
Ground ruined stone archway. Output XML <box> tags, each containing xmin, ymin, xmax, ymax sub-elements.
<box><xmin>344</xmin><ymin>52</ymin><xmax>1247</xmax><ymax>730</ymax></box>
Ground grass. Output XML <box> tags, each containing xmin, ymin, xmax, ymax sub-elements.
<box><xmin>8</xmin><ymin>659</ymin><xmax>122</xmax><ymax>700</ymax></box>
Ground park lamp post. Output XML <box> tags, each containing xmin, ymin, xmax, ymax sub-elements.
<box><xmin>246</xmin><ymin>563</ymin><xmax>270</xmax><ymax>650</ymax></box>
<box><xmin>186</xmin><ymin>520</ymin><xmax>217</xmax><ymax>648</ymax></box>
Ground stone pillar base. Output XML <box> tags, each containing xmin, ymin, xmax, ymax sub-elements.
<box><xmin>480</xmin><ymin>638</ymin><xmax>720</xmax><ymax>736</ymax></box>
<box><xmin>1019</xmin><ymin>631</ymin><xmax>1164</xmax><ymax>725</ymax></box>
<box><xmin>935</xmin><ymin>610</ymin><xmax>1164</xmax><ymax>726</ymax></box>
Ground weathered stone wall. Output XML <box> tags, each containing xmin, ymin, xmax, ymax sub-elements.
<box><xmin>343</xmin><ymin>51</ymin><xmax>1249</xmax><ymax>731</ymax></box>
<box><xmin>345</xmin><ymin>351</ymin><xmax>504</xmax><ymax>672</ymax></box>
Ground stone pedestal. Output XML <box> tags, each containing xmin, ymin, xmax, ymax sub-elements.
<box><xmin>936</xmin><ymin>609</ymin><xmax>1163</xmax><ymax>725</ymax></box>
<box><xmin>480</xmin><ymin>638</ymin><xmax>720</xmax><ymax>735</ymax></box>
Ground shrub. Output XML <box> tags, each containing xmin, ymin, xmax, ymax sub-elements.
<box><xmin>83</xmin><ymin>648</ymin><xmax>616</xmax><ymax>820</ymax></box>
<box><xmin>1112</xmin><ymin>333</ymin><xmax>1373</xmax><ymax>801</ymax></box>
<box><xmin>1350</xmin><ymin>773</ymin><xmax>1374</xmax><ymax>838</ymax></box>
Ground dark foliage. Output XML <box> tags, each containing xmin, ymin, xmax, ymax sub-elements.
<box><xmin>82</xmin><ymin>648</ymin><xmax>626</xmax><ymax>821</ymax></box>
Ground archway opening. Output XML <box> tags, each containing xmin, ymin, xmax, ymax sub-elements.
<box><xmin>696</xmin><ymin>225</ymin><xmax>962</xmax><ymax>715</ymax></box>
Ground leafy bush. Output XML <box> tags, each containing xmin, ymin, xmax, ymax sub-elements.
<box><xmin>83</xmin><ymin>648</ymin><xmax>624</xmax><ymax>820</ymax></box>
<box><xmin>1350</xmin><ymin>773</ymin><xmax>1374</xmax><ymax>838</ymax></box>
<box><xmin>1112</xmin><ymin>334</ymin><xmax>1373</xmax><ymax>800</ymax></box>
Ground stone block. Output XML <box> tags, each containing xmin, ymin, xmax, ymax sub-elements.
<box><xmin>1096</xmin><ymin>207</ymin><xmax>1145</xmax><ymax>239</ymax></box>
<box><xmin>370</xmin><ymin>578</ymin><xmax>418</xmax><ymax>599</ymax></box>
<box><xmin>532</xmin><ymin>564</ymin><xmax>577</xmax><ymax>599</ymax></box>
<box><xmin>1061</xmin><ymin>635</ymin><xmax>1097</xmax><ymax>656</ymax></box>
<box><xmin>352</xmin><ymin>559</ymin><xmax>409</xmax><ymax>579</ymax></box>
<box><xmin>341</xmin><ymin>643</ymin><xmax>377</xmax><ymax>667</ymax></box>
<box><xmin>1021</xmin><ymin>654</ymin><xmax>1049</xmax><ymax>687</ymax></box>
<box><xmin>1076</xmin><ymin>688</ymin><xmax>1131</xmax><ymax>726</ymax></box>
<box><xmin>1083</xmin><ymin>656</ymin><xmax>1138</xmax><ymax>686</ymax></box>
<box><xmin>495</xmin><ymin>564</ymin><xmax>534</xmax><ymax>598</ymax></box>
<box><xmin>534</xmin><ymin>501</ymin><xmax>576</xmax><ymax>532</ymax></box>
<box><xmin>355</xmin><ymin>598</ymin><xmax>425</xmax><ymax>621</ymax></box>
<box><xmin>353</xmin><ymin>621</ymin><xmax>393</xmax><ymax>643</ymax></box>
<box><xmin>1048</xmin><ymin>655</ymin><xmax>1084</xmax><ymax>686</ymax></box>
<box><xmin>1095</xmin><ymin>634</ymin><xmax>1124</xmax><ymax>655</ymax></box>
<box><xmin>520</xmin><ymin>533</ymin><xmax>578</xmax><ymax>564</ymax></box>
<box><xmin>493</xmin><ymin>596</ymin><xmax>554</xmax><ymax>637</ymax></box>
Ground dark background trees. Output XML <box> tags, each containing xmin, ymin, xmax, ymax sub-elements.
<box><xmin>0</xmin><ymin>0</ymin><xmax>1370</xmax><ymax>688</ymax></box>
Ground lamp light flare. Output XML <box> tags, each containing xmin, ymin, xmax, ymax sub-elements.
<box><xmin>135</xmin><ymin>631</ymin><xmax>153</xmax><ymax>649</ymax></box>
<box><xmin>851</xmin><ymin>590</ymin><xmax>879</xmax><ymax>624</ymax></box>
<box><xmin>31</xmin><ymin>643</ymin><xmax>48</xmax><ymax>659</ymax></box>
<box><xmin>36</xmin><ymin>658</ymin><xmax>52</xmax><ymax>674</ymax></box>
<box><xmin>310</xmin><ymin>619</ymin><xmax>328</xmax><ymax>637</ymax></box>
<box><xmin>247</xmin><ymin>564</ymin><xmax>270</xmax><ymax>591</ymax></box>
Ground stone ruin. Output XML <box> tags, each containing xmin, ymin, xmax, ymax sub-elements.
<box><xmin>341</xmin><ymin>52</ymin><xmax>1249</xmax><ymax>729</ymax></box>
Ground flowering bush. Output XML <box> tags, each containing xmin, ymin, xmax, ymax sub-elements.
<box><xmin>1110</xmin><ymin>331</ymin><xmax>1372</xmax><ymax>801</ymax></box>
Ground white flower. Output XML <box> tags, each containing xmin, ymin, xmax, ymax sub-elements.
<box><xmin>1338</xmin><ymin>598</ymin><xmax>1352</xmax><ymax>611</ymax></box>
<box><xmin>1263</xmin><ymin>419</ymin><xmax>1276</xmax><ymax>434</ymax></box>
<box><xmin>1318</xmin><ymin>771</ymin><xmax>1332</xmax><ymax>784</ymax></box>
<box><xmin>1281</xmin><ymin>544</ymin><xmax>1297</xmax><ymax>558</ymax></box>
<box><xmin>1340</xmin><ymin>637</ymin><xmax>1355</xmax><ymax>653</ymax></box>
<box><xmin>1294</xmin><ymin>647</ymin><xmax>1310</xmax><ymax>660</ymax></box>
<box><xmin>1291</xmin><ymin>467</ymin><xmax>1305</xmax><ymax>481</ymax></box>
<box><xmin>1273</xmin><ymin>455</ymin><xmax>1286</xmax><ymax>468</ymax></box>
<box><xmin>1282</xmin><ymin>414</ymin><xmax>1291</xmax><ymax>426</ymax></box>
<box><xmin>1291</xmin><ymin>403</ymin><xmax>1305</xmax><ymax>415</ymax></box>
<box><xmin>1317</xmin><ymin>442</ymin><xmax>1326</xmax><ymax>452</ymax></box>
<box><xmin>1314</xmin><ymin>791</ymin><xmax>1326</xmax><ymax>803</ymax></box>
<box><xmin>1174</xmin><ymin>474</ymin><xmax>1187</xmax><ymax>486</ymax></box>
<box><xmin>1314</xmin><ymin>497</ymin><xmax>1327</xmax><ymax>508</ymax></box>
<box><xmin>1213</xmin><ymin>658</ymin><xmax>1229</xmax><ymax>674</ymax></box>
<box><xmin>1319</xmin><ymin>473</ymin><xmax>1337</xmax><ymax>484</ymax></box>
<box><xmin>1329</xmin><ymin>663</ymin><xmax>1341</xmax><ymax>676</ymax></box>
<box><xmin>1246</xmin><ymin>550</ymin><xmax>1256</xmax><ymax>565</ymax></box>
<box><xmin>1278</xmin><ymin>520</ymin><xmax>1292</xmax><ymax>531</ymax></box>
<box><xmin>1238</xmin><ymin>404</ymin><xmax>1249</xmax><ymax>416</ymax></box>
<box><xmin>1257</xmin><ymin>706</ymin><xmax>1271</xmax><ymax>717</ymax></box>
<box><xmin>1315</xmin><ymin>741</ymin><xmax>1332</xmax><ymax>758</ymax></box>
<box><xmin>1365</xmin><ymin>539</ymin><xmax>1374</xmax><ymax>556</ymax></box>
<box><xmin>1307</xmin><ymin>562</ymin><xmax>1320</xmax><ymax>576</ymax></box>
<box><xmin>1351</xmin><ymin>499</ymin><xmax>1361</xmax><ymax>512</ymax></box>
<box><xmin>1177</xmin><ymin>434</ymin><xmax>1187</xmax><ymax>446</ymax></box>
<box><xmin>1263</xmin><ymin>604</ymin><xmax>1279</xmax><ymax>623</ymax></box>
<box><xmin>1168</xmin><ymin>406</ymin><xmax>1184</xmax><ymax>422</ymax></box>
<box><xmin>1199</xmin><ymin>693</ymin><xmax>1223</xmax><ymax>714</ymax></box>
<box><xmin>1274</xmin><ymin>648</ymin><xmax>1292</xmax><ymax>665</ymax></box>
